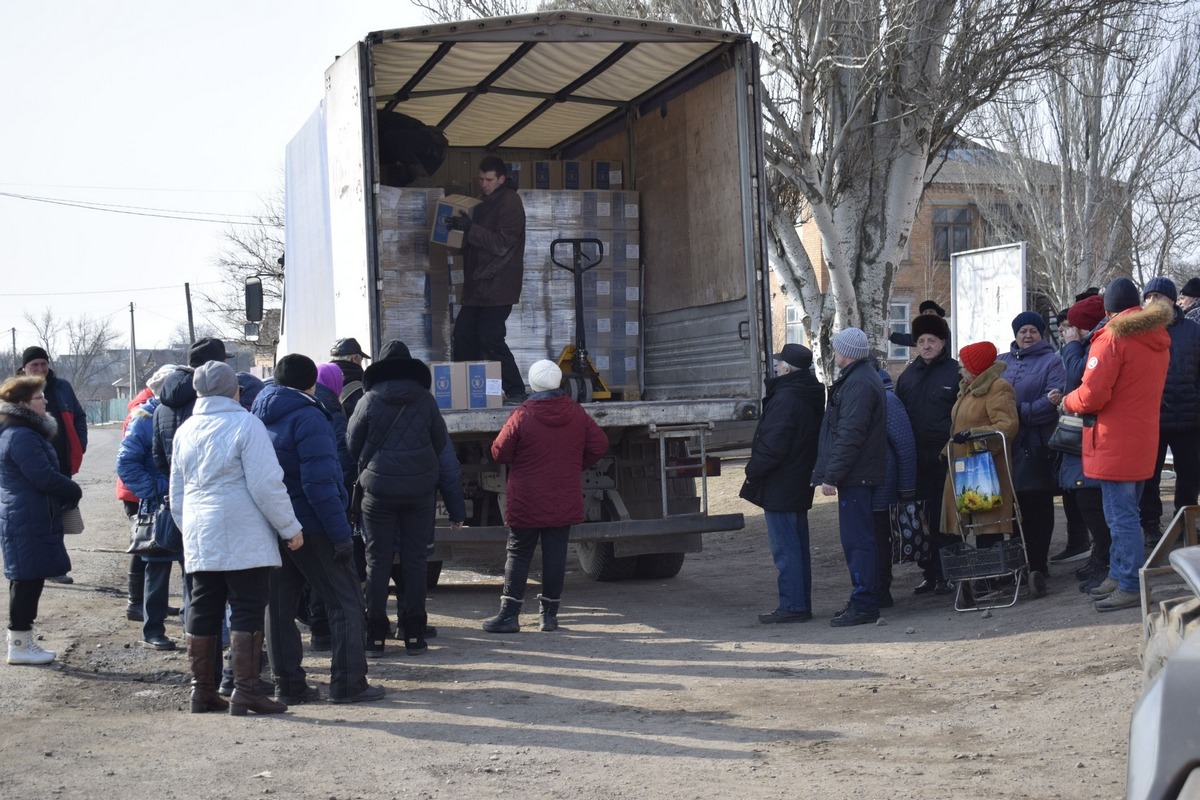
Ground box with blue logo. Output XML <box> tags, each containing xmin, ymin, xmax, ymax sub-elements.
<box><xmin>466</xmin><ymin>361</ymin><xmax>503</xmax><ymax>408</ymax></box>
<box><xmin>429</xmin><ymin>195</ymin><xmax>481</xmax><ymax>249</ymax></box>
<box><xmin>430</xmin><ymin>362</ymin><xmax>468</xmax><ymax>410</ymax></box>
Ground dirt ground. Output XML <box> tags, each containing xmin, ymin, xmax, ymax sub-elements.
<box><xmin>0</xmin><ymin>425</ymin><xmax>1144</xmax><ymax>799</ymax></box>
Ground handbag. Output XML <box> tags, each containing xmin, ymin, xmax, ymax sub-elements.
<box><xmin>152</xmin><ymin>500</ymin><xmax>184</xmax><ymax>555</ymax></box>
<box><xmin>60</xmin><ymin>506</ymin><xmax>85</xmax><ymax>535</ymax></box>
<box><xmin>889</xmin><ymin>499</ymin><xmax>931</xmax><ymax>564</ymax></box>
<box><xmin>1047</xmin><ymin>412</ymin><xmax>1094</xmax><ymax>456</ymax></box>
<box><xmin>953</xmin><ymin>450</ymin><xmax>1004</xmax><ymax>514</ymax></box>
<box><xmin>348</xmin><ymin>481</ymin><xmax>365</xmax><ymax>527</ymax></box>
<box><xmin>127</xmin><ymin>501</ymin><xmax>173</xmax><ymax>557</ymax></box>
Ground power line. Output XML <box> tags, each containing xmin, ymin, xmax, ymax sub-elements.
<box><xmin>4</xmin><ymin>281</ymin><xmax>224</xmax><ymax>298</ymax></box>
<box><xmin>0</xmin><ymin>181</ymin><xmax>266</xmax><ymax>195</ymax></box>
<box><xmin>0</xmin><ymin>191</ymin><xmax>278</xmax><ymax>226</ymax></box>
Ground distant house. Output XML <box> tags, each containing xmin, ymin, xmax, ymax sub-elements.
<box><xmin>769</xmin><ymin>139</ymin><xmax>1132</xmax><ymax>366</ymax></box>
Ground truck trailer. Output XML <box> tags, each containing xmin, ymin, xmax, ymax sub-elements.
<box><xmin>279</xmin><ymin>12</ymin><xmax>771</xmax><ymax>582</ymax></box>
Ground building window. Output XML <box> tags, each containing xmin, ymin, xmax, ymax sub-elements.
<box><xmin>888</xmin><ymin>301</ymin><xmax>911</xmax><ymax>361</ymax></box>
<box><xmin>785</xmin><ymin>305</ymin><xmax>804</xmax><ymax>344</ymax></box>
<box><xmin>933</xmin><ymin>207</ymin><xmax>972</xmax><ymax>262</ymax></box>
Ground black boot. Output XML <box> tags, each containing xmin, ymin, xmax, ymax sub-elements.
<box><xmin>186</xmin><ymin>634</ymin><xmax>228</xmax><ymax>713</ymax></box>
<box><xmin>126</xmin><ymin>559</ymin><xmax>146</xmax><ymax>621</ymax></box>
<box><xmin>538</xmin><ymin>595</ymin><xmax>560</xmax><ymax>632</ymax></box>
<box><xmin>482</xmin><ymin>597</ymin><xmax>522</xmax><ymax>633</ymax></box>
<box><xmin>229</xmin><ymin>631</ymin><xmax>287</xmax><ymax>716</ymax></box>
<box><xmin>401</xmin><ymin>613</ymin><xmax>428</xmax><ymax>656</ymax></box>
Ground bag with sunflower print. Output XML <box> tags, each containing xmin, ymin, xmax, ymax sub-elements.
<box><xmin>953</xmin><ymin>451</ymin><xmax>1003</xmax><ymax>515</ymax></box>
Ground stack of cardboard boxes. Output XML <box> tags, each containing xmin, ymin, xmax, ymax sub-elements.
<box><xmin>374</xmin><ymin>173</ymin><xmax>643</xmax><ymax>407</ymax></box>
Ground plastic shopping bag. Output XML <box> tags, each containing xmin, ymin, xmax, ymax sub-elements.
<box><xmin>953</xmin><ymin>450</ymin><xmax>1003</xmax><ymax>515</ymax></box>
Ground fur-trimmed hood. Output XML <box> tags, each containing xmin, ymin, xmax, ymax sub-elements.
<box><xmin>961</xmin><ymin>360</ymin><xmax>1007</xmax><ymax>397</ymax></box>
<box><xmin>363</xmin><ymin>357</ymin><xmax>432</xmax><ymax>391</ymax></box>
<box><xmin>1106</xmin><ymin>298</ymin><xmax>1174</xmax><ymax>340</ymax></box>
<box><xmin>0</xmin><ymin>402</ymin><xmax>57</xmax><ymax>439</ymax></box>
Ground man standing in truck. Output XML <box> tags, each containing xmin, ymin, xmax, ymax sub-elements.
<box><xmin>448</xmin><ymin>155</ymin><xmax>528</xmax><ymax>403</ymax></box>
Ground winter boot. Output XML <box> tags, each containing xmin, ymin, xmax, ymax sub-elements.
<box><xmin>538</xmin><ymin>595</ymin><xmax>560</xmax><ymax>632</ymax></box>
<box><xmin>186</xmin><ymin>634</ymin><xmax>228</xmax><ymax>713</ymax></box>
<box><xmin>7</xmin><ymin>628</ymin><xmax>55</xmax><ymax>665</ymax></box>
<box><xmin>126</xmin><ymin>562</ymin><xmax>145</xmax><ymax>621</ymax></box>
<box><xmin>401</xmin><ymin>614</ymin><xmax>428</xmax><ymax>655</ymax></box>
<box><xmin>228</xmin><ymin>631</ymin><xmax>287</xmax><ymax>716</ymax></box>
<box><xmin>481</xmin><ymin>597</ymin><xmax>522</xmax><ymax>634</ymax></box>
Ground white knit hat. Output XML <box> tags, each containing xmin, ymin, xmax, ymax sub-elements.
<box><xmin>528</xmin><ymin>360</ymin><xmax>563</xmax><ymax>393</ymax></box>
<box><xmin>147</xmin><ymin>364</ymin><xmax>177</xmax><ymax>395</ymax></box>
<box><xmin>832</xmin><ymin>327</ymin><xmax>869</xmax><ymax>361</ymax></box>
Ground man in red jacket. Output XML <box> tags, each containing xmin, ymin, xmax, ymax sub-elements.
<box><xmin>1062</xmin><ymin>277</ymin><xmax>1172</xmax><ymax>612</ymax></box>
<box><xmin>482</xmin><ymin>360</ymin><xmax>608</xmax><ymax>633</ymax></box>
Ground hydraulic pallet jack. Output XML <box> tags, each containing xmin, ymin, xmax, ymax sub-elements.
<box><xmin>550</xmin><ymin>237</ymin><xmax>611</xmax><ymax>403</ymax></box>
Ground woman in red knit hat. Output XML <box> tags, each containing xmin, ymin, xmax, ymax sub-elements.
<box><xmin>940</xmin><ymin>342</ymin><xmax>1019</xmax><ymax>546</ymax></box>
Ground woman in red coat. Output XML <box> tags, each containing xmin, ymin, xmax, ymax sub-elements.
<box><xmin>482</xmin><ymin>360</ymin><xmax>609</xmax><ymax>633</ymax></box>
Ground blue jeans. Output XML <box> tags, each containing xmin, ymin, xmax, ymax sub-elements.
<box><xmin>1101</xmin><ymin>480</ymin><xmax>1144</xmax><ymax>593</ymax></box>
<box><xmin>764</xmin><ymin>510</ymin><xmax>812</xmax><ymax>613</ymax></box>
<box><xmin>141</xmin><ymin>560</ymin><xmax>186</xmax><ymax>641</ymax></box>
<box><xmin>837</xmin><ymin>486</ymin><xmax>878</xmax><ymax>612</ymax></box>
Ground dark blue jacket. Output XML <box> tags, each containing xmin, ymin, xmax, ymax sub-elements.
<box><xmin>873</xmin><ymin>374</ymin><xmax>918</xmax><ymax>511</ymax></box>
<box><xmin>812</xmin><ymin>359</ymin><xmax>887</xmax><ymax>488</ymax></box>
<box><xmin>894</xmin><ymin>349</ymin><xmax>960</xmax><ymax>502</ymax></box>
<box><xmin>742</xmin><ymin>367</ymin><xmax>825</xmax><ymax>512</ymax></box>
<box><xmin>252</xmin><ymin>384</ymin><xmax>352</xmax><ymax>545</ymax></box>
<box><xmin>1159</xmin><ymin>306</ymin><xmax>1200</xmax><ymax>432</ymax></box>
<box><xmin>998</xmin><ymin>338</ymin><xmax>1065</xmax><ymax>491</ymax></box>
<box><xmin>0</xmin><ymin>403</ymin><xmax>80</xmax><ymax>580</ymax></box>
<box><xmin>152</xmin><ymin>367</ymin><xmax>197</xmax><ymax>475</ymax></box>
<box><xmin>116</xmin><ymin>397</ymin><xmax>167</xmax><ymax>502</ymax></box>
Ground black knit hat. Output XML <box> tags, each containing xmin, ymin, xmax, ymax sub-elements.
<box><xmin>274</xmin><ymin>354</ymin><xmax>318</xmax><ymax>391</ymax></box>
<box><xmin>21</xmin><ymin>346</ymin><xmax>50</xmax><ymax>367</ymax></box>
<box><xmin>1181</xmin><ymin>278</ymin><xmax>1200</xmax><ymax>299</ymax></box>
<box><xmin>1104</xmin><ymin>277</ymin><xmax>1141</xmax><ymax>313</ymax></box>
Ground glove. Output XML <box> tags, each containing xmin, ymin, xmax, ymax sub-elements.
<box><xmin>898</xmin><ymin>489</ymin><xmax>917</xmax><ymax>501</ymax></box>
<box><xmin>951</xmin><ymin>430</ymin><xmax>971</xmax><ymax>444</ymax></box>
<box><xmin>448</xmin><ymin>211</ymin><xmax>472</xmax><ymax>232</ymax></box>
<box><xmin>333</xmin><ymin>539</ymin><xmax>354</xmax><ymax>565</ymax></box>
<box><xmin>62</xmin><ymin>481</ymin><xmax>83</xmax><ymax>509</ymax></box>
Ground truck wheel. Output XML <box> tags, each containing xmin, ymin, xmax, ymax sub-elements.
<box><xmin>576</xmin><ymin>541</ymin><xmax>637</xmax><ymax>581</ymax></box>
<box><xmin>1143</xmin><ymin>595</ymin><xmax>1200</xmax><ymax>683</ymax></box>
<box><xmin>634</xmin><ymin>552</ymin><xmax>686</xmax><ymax>579</ymax></box>
<box><xmin>426</xmin><ymin>560</ymin><xmax>443</xmax><ymax>590</ymax></box>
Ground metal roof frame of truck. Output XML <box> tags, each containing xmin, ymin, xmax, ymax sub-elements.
<box><xmin>363</xmin><ymin>12</ymin><xmax>752</xmax><ymax>152</ymax></box>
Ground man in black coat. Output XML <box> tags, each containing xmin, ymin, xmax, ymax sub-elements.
<box><xmin>811</xmin><ymin>328</ymin><xmax>887</xmax><ymax>627</ymax></box>
<box><xmin>329</xmin><ymin>338</ymin><xmax>371</xmax><ymax>421</ymax></box>
<box><xmin>741</xmin><ymin>344</ymin><xmax>825</xmax><ymax>624</ymax></box>
<box><xmin>1139</xmin><ymin>278</ymin><xmax>1200</xmax><ymax>547</ymax></box>
<box><xmin>894</xmin><ymin>314</ymin><xmax>960</xmax><ymax>594</ymax></box>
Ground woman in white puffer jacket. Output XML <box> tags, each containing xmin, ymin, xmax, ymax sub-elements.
<box><xmin>170</xmin><ymin>360</ymin><xmax>303</xmax><ymax>717</ymax></box>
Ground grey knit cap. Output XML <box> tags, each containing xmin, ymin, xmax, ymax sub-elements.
<box><xmin>832</xmin><ymin>327</ymin><xmax>869</xmax><ymax>361</ymax></box>
<box><xmin>193</xmin><ymin>360</ymin><xmax>238</xmax><ymax>399</ymax></box>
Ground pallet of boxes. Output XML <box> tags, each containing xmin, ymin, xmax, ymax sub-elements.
<box><xmin>374</xmin><ymin>156</ymin><xmax>641</xmax><ymax>408</ymax></box>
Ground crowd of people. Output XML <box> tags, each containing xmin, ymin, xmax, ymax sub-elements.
<box><xmin>744</xmin><ymin>275</ymin><xmax>1192</xmax><ymax>625</ymax></box>
<box><xmin>0</xmin><ymin>329</ymin><xmax>607</xmax><ymax>718</ymax></box>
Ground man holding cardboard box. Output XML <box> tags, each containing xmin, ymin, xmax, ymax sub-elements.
<box><xmin>448</xmin><ymin>156</ymin><xmax>528</xmax><ymax>403</ymax></box>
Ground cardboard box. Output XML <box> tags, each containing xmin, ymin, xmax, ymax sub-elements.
<box><xmin>593</xmin><ymin>160</ymin><xmax>623</xmax><ymax>189</ymax></box>
<box><xmin>532</xmin><ymin>160</ymin><xmax>562</xmax><ymax>189</ymax></box>
<box><xmin>430</xmin><ymin>362</ymin><xmax>469</xmax><ymax>410</ymax></box>
<box><xmin>563</xmin><ymin>160</ymin><xmax>592</xmax><ymax>190</ymax></box>
<box><xmin>505</xmin><ymin>161</ymin><xmax>531</xmax><ymax>189</ymax></box>
<box><xmin>430</xmin><ymin>194</ymin><xmax>482</xmax><ymax>249</ymax></box>
<box><xmin>466</xmin><ymin>361</ymin><xmax>503</xmax><ymax>408</ymax></box>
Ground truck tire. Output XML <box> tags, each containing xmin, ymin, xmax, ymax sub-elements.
<box><xmin>1142</xmin><ymin>595</ymin><xmax>1200</xmax><ymax>683</ymax></box>
<box><xmin>576</xmin><ymin>541</ymin><xmax>638</xmax><ymax>581</ymax></box>
<box><xmin>635</xmin><ymin>552</ymin><xmax>686</xmax><ymax>579</ymax></box>
<box><xmin>426</xmin><ymin>560</ymin><xmax>444</xmax><ymax>590</ymax></box>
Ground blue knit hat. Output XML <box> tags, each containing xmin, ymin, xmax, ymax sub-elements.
<box><xmin>1143</xmin><ymin>276</ymin><xmax>1178</xmax><ymax>303</ymax></box>
<box><xmin>1104</xmin><ymin>277</ymin><xmax>1141</xmax><ymax>313</ymax></box>
<box><xmin>1011</xmin><ymin>311</ymin><xmax>1046</xmax><ymax>336</ymax></box>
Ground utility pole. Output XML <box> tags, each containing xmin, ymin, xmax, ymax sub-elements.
<box><xmin>128</xmin><ymin>303</ymin><xmax>138</xmax><ymax>400</ymax></box>
<box><xmin>184</xmin><ymin>283</ymin><xmax>195</xmax><ymax>345</ymax></box>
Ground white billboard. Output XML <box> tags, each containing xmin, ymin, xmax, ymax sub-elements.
<box><xmin>950</xmin><ymin>242</ymin><xmax>1026</xmax><ymax>358</ymax></box>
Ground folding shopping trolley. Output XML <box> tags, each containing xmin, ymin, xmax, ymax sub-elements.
<box><xmin>941</xmin><ymin>429</ymin><xmax>1048</xmax><ymax>612</ymax></box>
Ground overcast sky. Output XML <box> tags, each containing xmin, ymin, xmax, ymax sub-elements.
<box><xmin>0</xmin><ymin>1</ymin><xmax>426</xmax><ymax>359</ymax></box>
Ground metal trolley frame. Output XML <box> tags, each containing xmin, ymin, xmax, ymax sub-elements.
<box><xmin>942</xmin><ymin>430</ymin><xmax>1048</xmax><ymax>612</ymax></box>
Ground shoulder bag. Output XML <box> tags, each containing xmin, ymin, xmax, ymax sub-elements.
<box><xmin>349</xmin><ymin>407</ymin><xmax>405</xmax><ymax>526</ymax></box>
<box><xmin>127</xmin><ymin>500</ymin><xmax>173</xmax><ymax>557</ymax></box>
<box><xmin>1047</xmin><ymin>411</ymin><xmax>1094</xmax><ymax>456</ymax></box>
<box><xmin>889</xmin><ymin>499</ymin><xmax>931</xmax><ymax>564</ymax></box>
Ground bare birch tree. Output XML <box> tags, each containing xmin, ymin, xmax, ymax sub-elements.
<box><xmin>963</xmin><ymin>5</ymin><xmax>1200</xmax><ymax>312</ymax></box>
<box><xmin>22</xmin><ymin>309</ymin><xmax>122</xmax><ymax>403</ymax></box>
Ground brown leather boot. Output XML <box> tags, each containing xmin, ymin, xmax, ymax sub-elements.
<box><xmin>229</xmin><ymin>631</ymin><xmax>286</xmax><ymax>716</ymax></box>
<box><xmin>187</xmin><ymin>634</ymin><xmax>228</xmax><ymax>713</ymax></box>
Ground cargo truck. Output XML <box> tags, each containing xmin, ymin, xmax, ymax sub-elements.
<box><xmin>276</xmin><ymin>12</ymin><xmax>772</xmax><ymax>583</ymax></box>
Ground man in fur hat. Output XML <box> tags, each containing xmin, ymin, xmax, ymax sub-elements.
<box><xmin>887</xmin><ymin>300</ymin><xmax>949</xmax><ymax>349</ymax></box>
<box><xmin>1062</xmin><ymin>277</ymin><xmax>1173</xmax><ymax>612</ymax></box>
